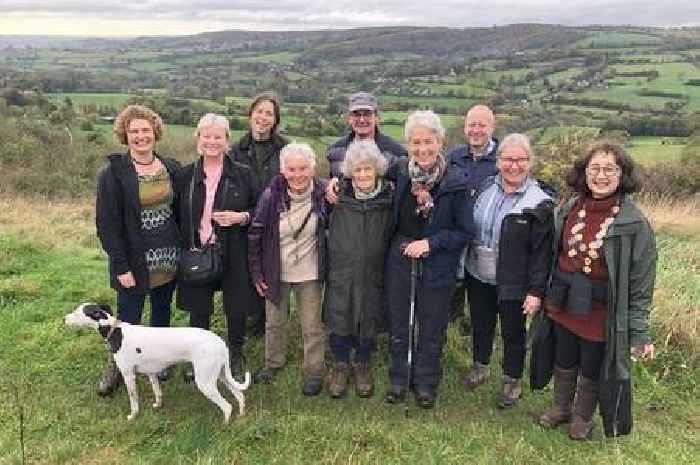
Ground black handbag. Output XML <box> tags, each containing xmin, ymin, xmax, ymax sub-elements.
<box><xmin>528</xmin><ymin>312</ymin><xmax>556</xmax><ymax>391</ymax></box>
<box><xmin>178</xmin><ymin>165</ymin><xmax>226</xmax><ymax>285</ymax></box>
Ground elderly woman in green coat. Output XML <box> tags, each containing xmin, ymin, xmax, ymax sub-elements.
<box><xmin>530</xmin><ymin>141</ymin><xmax>656</xmax><ymax>440</ymax></box>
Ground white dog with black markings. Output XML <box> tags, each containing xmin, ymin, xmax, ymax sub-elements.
<box><xmin>65</xmin><ymin>302</ymin><xmax>250</xmax><ymax>424</ymax></box>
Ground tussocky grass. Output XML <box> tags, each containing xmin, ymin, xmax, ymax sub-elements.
<box><xmin>0</xmin><ymin>195</ymin><xmax>698</xmax><ymax>465</ymax></box>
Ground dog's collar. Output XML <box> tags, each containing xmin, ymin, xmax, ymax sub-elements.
<box><xmin>105</xmin><ymin>319</ymin><xmax>121</xmax><ymax>340</ymax></box>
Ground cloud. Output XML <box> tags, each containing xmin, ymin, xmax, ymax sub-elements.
<box><xmin>0</xmin><ymin>1</ymin><xmax>698</xmax><ymax>35</ymax></box>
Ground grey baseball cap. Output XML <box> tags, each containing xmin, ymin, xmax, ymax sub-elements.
<box><xmin>348</xmin><ymin>92</ymin><xmax>378</xmax><ymax>112</ymax></box>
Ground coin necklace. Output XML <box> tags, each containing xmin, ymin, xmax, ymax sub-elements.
<box><xmin>566</xmin><ymin>199</ymin><xmax>620</xmax><ymax>274</ymax></box>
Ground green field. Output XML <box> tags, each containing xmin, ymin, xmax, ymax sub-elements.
<box><xmin>572</xmin><ymin>31</ymin><xmax>663</xmax><ymax>49</ymax></box>
<box><xmin>627</xmin><ymin>136</ymin><xmax>687</xmax><ymax>165</ymax></box>
<box><xmin>0</xmin><ymin>197</ymin><xmax>698</xmax><ymax>464</ymax></box>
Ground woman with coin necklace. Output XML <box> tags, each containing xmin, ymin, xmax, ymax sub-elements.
<box><xmin>536</xmin><ymin>141</ymin><xmax>657</xmax><ymax>440</ymax></box>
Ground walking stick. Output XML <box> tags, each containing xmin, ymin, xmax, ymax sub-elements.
<box><xmin>405</xmin><ymin>256</ymin><xmax>420</xmax><ymax>418</ymax></box>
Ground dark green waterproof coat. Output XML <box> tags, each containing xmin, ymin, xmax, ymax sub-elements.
<box><xmin>561</xmin><ymin>196</ymin><xmax>656</xmax><ymax>382</ymax></box>
<box><xmin>323</xmin><ymin>179</ymin><xmax>395</xmax><ymax>339</ymax></box>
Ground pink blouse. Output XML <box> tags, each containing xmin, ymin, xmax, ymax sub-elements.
<box><xmin>199</xmin><ymin>166</ymin><xmax>222</xmax><ymax>245</ymax></box>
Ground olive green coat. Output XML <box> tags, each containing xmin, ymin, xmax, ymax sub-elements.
<box><xmin>551</xmin><ymin>195</ymin><xmax>657</xmax><ymax>382</ymax></box>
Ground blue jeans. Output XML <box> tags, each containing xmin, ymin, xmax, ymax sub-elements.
<box><xmin>116</xmin><ymin>280</ymin><xmax>175</xmax><ymax>326</ymax></box>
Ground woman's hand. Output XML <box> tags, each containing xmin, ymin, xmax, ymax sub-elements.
<box><xmin>631</xmin><ymin>343</ymin><xmax>655</xmax><ymax>361</ymax></box>
<box><xmin>522</xmin><ymin>294</ymin><xmax>542</xmax><ymax>315</ymax></box>
<box><xmin>117</xmin><ymin>271</ymin><xmax>136</xmax><ymax>288</ymax></box>
<box><xmin>325</xmin><ymin>178</ymin><xmax>340</xmax><ymax>204</ymax></box>
<box><xmin>212</xmin><ymin>210</ymin><xmax>248</xmax><ymax>227</ymax></box>
<box><xmin>403</xmin><ymin>239</ymin><xmax>430</xmax><ymax>259</ymax></box>
<box><xmin>254</xmin><ymin>279</ymin><xmax>268</xmax><ymax>298</ymax></box>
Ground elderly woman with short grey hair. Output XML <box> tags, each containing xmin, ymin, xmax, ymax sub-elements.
<box><xmin>323</xmin><ymin>140</ymin><xmax>394</xmax><ymax>399</ymax></box>
<box><xmin>248</xmin><ymin>143</ymin><xmax>329</xmax><ymax>396</ymax></box>
<box><xmin>175</xmin><ymin>113</ymin><xmax>259</xmax><ymax>382</ymax></box>
<box><xmin>384</xmin><ymin>110</ymin><xmax>471</xmax><ymax>409</ymax></box>
<box><xmin>461</xmin><ymin>133</ymin><xmax>555</xmax><ymax>409</ymax></box>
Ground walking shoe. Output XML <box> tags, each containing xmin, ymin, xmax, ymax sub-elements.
<box><xmin>254</xmin><ymin>367</ymin><xmax>280</xmax><ymax>384</ymax></box>
<box><xmin>463</xmin><ymin>362</ymin><xmax>489</xmax><ymax>391</ymax></box>
<box><xmin>182</xmin><ymin>363</ymin><xmax>195</xmax><ymax>383</ymax></box>
<box><xmin>156</xmin><ymin>367</ymin><xmax>170</xmax><ymax>383</ymax></box>
<box><xmin>497</xmin><ymin>375</ymin><xmax>522</xmax><ymax>409</ymax></box>
<box><xmin>229</xmin><ymin>347</ymin><xmax>245</xmax><ymax>380</ymax></box>
<box><xmin>569</xmin><ymin>376</ymin><xmax>599</xmax><ymax>440</ymax></box>
<box><xmin>385</xmin><ymin>385</ymin><xmax>407</xmax><ymax>404</ymax></box>
<box><xmin>537</xmin><ymin>365</ymin><xmax>577</xmax><ymax>428</ymax></box>
<box><xmin>327</xmin><ymin>362</ymin><xmax>351</xmax><ymax>398</ymax></box>
<box><xmin>302</xmin><ymin>378</ymin><xmax>323</xmax><ymax>396</ymax></box>
<box><xmin>352</xmin><ymin>362</ymin><xmax>374</xmax><ymax>398</ymax></box>
<box><xmin>97</xmin><ymin>351</ymin><xmax>122</xmax><ymax>397</ymax></box>
<box><xmin>415</xmin><ymin>387</ymin><xmax>435</xmax><ymax>409</ymax></box>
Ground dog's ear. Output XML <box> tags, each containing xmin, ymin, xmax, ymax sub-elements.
<box><xmin>83</xmin><ymin>304</ymin><xmax>110</xmax><ymax>321</ymax></box>
<box><xmin>97</xmin><ymin>303</ymin><xmax>113</xmax><ymax>316</ymax></box>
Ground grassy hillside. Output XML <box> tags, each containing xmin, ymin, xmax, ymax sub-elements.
<box><xmin>0</xmin><ymin>195</ymin><xmax>698</xmax><ymax>464</ymax></box>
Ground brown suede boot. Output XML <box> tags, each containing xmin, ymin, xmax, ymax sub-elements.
<box><xmin>327</xmin><ymin>362</ymin><xmax>351</xmax><ymax>398</ymax></box>
<box><xmin>497</xmin><ymin>375</ymin><xmax>522</xmax><ymax>409</ymax></box>
<box><xmin>352</xmin><ymin>362</ymin><xmax>374</xmax><ymax>398</ymax></box>
<box><xmin>537</xmin><ymin>365</ymin><xmax>578</xmax><ymax>428</ymax></box>
<box><xmin>569</xmin><ymin>376</ymin><xmax>599</xmax><ymax>440</ymax></box>
<box><xmin>463</xmin><ymin>362</ymin><xmax>489</xmax><ymax>391</ymax></box>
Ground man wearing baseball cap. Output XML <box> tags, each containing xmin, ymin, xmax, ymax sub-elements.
<box><xmin>326</xmin><ymin>91</ymin><xmax>407</xmax><ymax>178</ymax></box>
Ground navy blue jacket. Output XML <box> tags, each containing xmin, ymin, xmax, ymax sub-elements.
<box><xmin>326</xmin><ymin>129</ymin><xmax>408</xmax><ymax>178</ymax></box>
<box><xmin>388</xmin><ymin>163</ymin><xmax>473</xmax><ymax>288</ymax></box>
<box><xmin>446</xmin><ymin>139</ymin><xmax>499</xmax><ymax>200</ymax></box>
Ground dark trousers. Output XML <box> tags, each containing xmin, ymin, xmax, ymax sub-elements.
<box><xmin>117</xmin><ymin>280</ymin><xmax>175</xmax><ymax>326</ymax></box>
<box><xmin>466</xmin><ymin>274</ymin><xmax>526</xmax><ymax>379</ymax></box>
<box><xmin>329</xmin><ymin>334</ymin><xmax>375</xmax><ymax>364</ymax></box>
<box><xmin>386</xmin><ymin>239</ymin><xmax>453</xmax><ymax>391</ymax></box>
<box><xmin>554</xmin><ymin>322</ymin><xmax>606</xmax><ymax>380</ymax></box>
<box><xmin>181</xmin><ymin>282</ymin><xmax>246</xmax><ymax>349</ymax></box>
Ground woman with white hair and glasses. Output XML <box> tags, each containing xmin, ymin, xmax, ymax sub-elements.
<box><xmin>324</xmin><ymin>140</ymin><xmax>395</xmax><ymax>399</ymax></box>
<box><xmin>461</xmin><ymin>133</ymin><xmax>555</xmax><ymax>409</ymax></box>
<box><xmin>384</xmin><ymin>110</ymin><xmax>471</xmax><ymax>409</ymax></box>
<box><xmin>174</xmin><ymin>113</ymin><xmax>259</xmax><ymax>382</ymax></box>
<box><xmin>248</xmin><ymin>143</ymin><xmax>329</xmax><ymax>396</ymax></box>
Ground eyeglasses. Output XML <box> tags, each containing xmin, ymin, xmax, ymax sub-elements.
<box><xmin>499</xmin><ymin>157</ymin><xmax>530</xmax><ymax>166</ymax></box>
<box><xmin>586</xmin><ymin>165</ymin><xmax>621</xmax><ymax>177</ymax></box>
<box><xmin>350</xmin><ymin>110</ymin><xmax>375</xmax><ymax>119</ymax></box>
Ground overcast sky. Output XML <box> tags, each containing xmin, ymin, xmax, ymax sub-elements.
<box><xmin>1</xmin><ymin>1</ymin><xmax>699</xmax><ymax>36</ymax></box>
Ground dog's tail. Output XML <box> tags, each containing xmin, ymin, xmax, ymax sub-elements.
<box><xmin>222</xmin><ymin>353</ymin><xmax>251</xmax><ymax>391</ymax></box>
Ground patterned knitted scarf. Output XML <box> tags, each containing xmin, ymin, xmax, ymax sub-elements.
<box><xmin>408</xmin><ymin>153</ymin><xmax>446</xmax><ymax>218</ymax></box>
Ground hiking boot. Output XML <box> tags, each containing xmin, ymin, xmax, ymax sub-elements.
<box><xmin>352</xmin><ymin>362</ymin><xmax>374</xmax><ymax>398</ymax></box>
<box><xmin>569</xmin><ymin>376</ymin><xmax>599</xmax><ymax>440</ymax></box>
<box><xmin>97</xmin><ymin>351</ymin><xmax>122</xmax><ymax>397</ymax></box>
<box><xmin>254</xmin><ymin>367</ymin><xmax>281</xmax><ymax>384</ymax></box>
<box><xmin>537</xmin><ymin>365</ymin><xmax>578</xmax><ymax>428</ymax></box>
<box><xmin>229</xmin><ymin>347</ymin><xmax>245</xmax><ymax>380</ymax></box>
<box><xmin>182</xmin><ymin>363</ymin><xmax>195</xmax><ymax>383</ymax></box>
<box><xmin>463</xmin><ymin>362</ymin><xmax>489</xmax><ymax>391</ymax></box>
<box><xmin>302</xmin><ymin>377</ymin><xmax>323</xmax><ymax>396</ymax></box>
<box><xmin>415</xmin><ymin>386</ymin><xmax>435</xmax><ymax>409</ymax></box>
<box><xmin>385</xmin><ymin>385</ymin><xmax>407</xmax><ymax>404</ymax></box>
<box><xmin>327</xmin><ymin>362</ymin><xmax>351</xmax><ymax>398</ymax></box>
<box><xmin>156</xmin><ymin>367</ymin><xmax>170</xmax><ymax>383</ymax></box>
<box><xmin>497</xmin><ymin>375</ymin><xmax>522</xmax><ymax>409</ymax></box>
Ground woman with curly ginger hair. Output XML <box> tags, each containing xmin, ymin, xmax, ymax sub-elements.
<box><xmin>95</xmin><ymin>104</ymin><xmax>181</xmax><ymax>396</ymax></box>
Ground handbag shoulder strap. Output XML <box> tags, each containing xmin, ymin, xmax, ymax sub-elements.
<box><xmin>188</xmin><ymin>162</ymin><xmax>197</xmax><ymax>250</ymax></box>
<box><xmin>292</xmin><ymin>207</ymin><xmax>314</xmax><ymax>241</ymax></box>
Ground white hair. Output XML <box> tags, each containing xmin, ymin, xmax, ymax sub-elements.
<box><xmin>498</xmin><ymin>133</ymin><xmax>534</xmax><ymax>161</ymax></box>
<box><xmin>194</xmin><ymin>113</ymin><xmax>230</xmax><ymax>139</ymax></box>
<box><xmin>404</xmin><ymin>110</ymin><xmax>445</xmax><ymax>141</ymax></box>
<box><xmin>341</xmin><ymin>140</ymin><xmax>388</xmax><ymax>178</ymax></box>
<box><xmin>280</xmin><ymin>142</ymin><xmax>317</xmax><ymax>172</ymax></box>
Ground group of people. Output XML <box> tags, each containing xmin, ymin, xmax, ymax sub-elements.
<box><xmin>95</xmin><ymin>90</ymin><xmax>656</xmax><ymax>440</ymax></box>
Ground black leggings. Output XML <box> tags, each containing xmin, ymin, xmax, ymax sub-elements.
<box><xmin>554</xmin><ymin>323</ymin><xmax>605</xmax><ymax>380</ymax></box>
